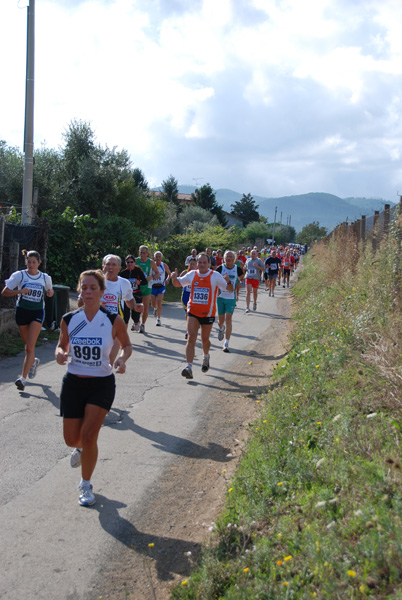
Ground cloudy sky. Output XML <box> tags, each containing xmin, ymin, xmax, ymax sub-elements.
<box><xmin>2</xmin><ymin>0</ymin><xmax>402</xmax><ymax>200</ymax></box>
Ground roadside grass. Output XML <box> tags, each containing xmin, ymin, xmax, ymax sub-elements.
<box><xmin>0</xmin><ymin>327</ymin><xmax>60</xmax><ymax>359</ymax></box>
<box><xmin>171</xmin><ymin>226</ymin><xmax>402</xmax><ymax>598</ymax></box>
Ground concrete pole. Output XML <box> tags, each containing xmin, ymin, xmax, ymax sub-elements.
<box><xmin>272</xmin><ymin>206</ymin><xmax>277</xmax><ymax>244</ymax></box>
<box><xmin>21</xmin><ymin>0</ymin><xmax>35</xmax><ymax>225</ymax></box>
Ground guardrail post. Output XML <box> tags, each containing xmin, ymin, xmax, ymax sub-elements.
<box><xmin>360</xmin><ymin>215</ymin><xmax>366</xmax><ymax>244</ymax></box>
<box><xmin>372</xmin><ymin>211</ymin><xmax>379</xmax><ymax>253</ymax></box>
<box><xmin>383</xmin><ymin>204</ymin><xmax>390</xmax><ymax>237</ymax></box>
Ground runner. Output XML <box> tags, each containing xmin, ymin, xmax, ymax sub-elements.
<box><xmin>264</xmin><ymin>249</ymin><xmax>282</xmax><ymax>297</ymax></box>
<box><xmin>135</xmin><ymin>245</ymin><xmax>159</xmax><ymax>333</ymax></box>
<box><xmin>215</xmin><ymin>249</ymin><xmax>224</xmax><ymax>267</ymax></box>
<box><xmin>205</xmin><ymin>247</ymin><xmax>217</xmax><ymax>270</ymax></box>
<box><xmin>119</xmin><ymin>255</ymin><xmax>148</xmax><ymax>332</ymax></box>
<box><xmin>216</xmin><ymin>250</ymin><xmax>244</xmax><ymax>352</ymax></box>
<box><xmin>56</xmin><ymin>269</ymin><xmax>132</xmax><ymax>507</ymax></box>
<box><xmin>179</xmin><ymin>257</ymin><xmax>197</xmax><ymax>339</ymax></box>
<box><xmin>1</xmin><ymin>249</ymin><xmax>54</xmax><ymax>391</ymax></box>
<box><xmin>185</xmin><ymin>248</ymin><xmax>197</xmax><ymax>266</ymax></box>
<box><xmin>244</xmin><ymin>249</ymin><xmax>265</xmax><ymax>312</ymax></box>
<box><xmin>172</xmin><ymin>252</ymin><xmax>233</xmax><ymax>379</ymax></box>
<box><xmin>151</xmin><ymin>251</ymin><xmax>172</xmax><ymax>326</ymax></box>
<box><xmin>282</xmin><ymin>250</ymin><xmax>292</xmax><ymax>288</ymax></box>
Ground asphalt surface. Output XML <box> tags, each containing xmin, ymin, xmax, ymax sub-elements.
<box><xmin>0</xmin><ymin>282</ymin><xmax>292</xmax><ymax>599</ymax></box>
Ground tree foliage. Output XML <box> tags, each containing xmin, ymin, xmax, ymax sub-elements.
<box><xmin>160</xmin><ymin>175</ymin><xmax>179</xmax><ymax>207</ymax></box>
<box><xmin>44</xmin><ymin>207</ymin><xmax>143</xmax><ymax>288</ymax></box>
<box><xmin>192</xmin><ymin>183</ymin><xmax>227</xmax><ymax>226</ymax></box>
<box><xmin>296</xmin><ymin>221</ymin><xmax>327</xmax><ymax>245</ymax></box>
<box><xmin>178</xmin><ymin>205</ymin><xmax>219</xmax><ymax>233</ymax></box>
<box><xmin>231</xmin><ymin>193</ymin><xmax>260</xmax><ymax>224</ymax></box>
<box><xmin>243</xmin><ymin>221</ymin><xmax>270</xmax><ymax>244</ymax></box>
<box><xmin>0</xmin><ymin>141</ymin><xmax>23</xmax><ymax>211</ymax></box>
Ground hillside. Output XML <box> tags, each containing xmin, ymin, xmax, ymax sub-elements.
<box><xmin>175</xmin><ymin>186</ymin><xmax>394</xmax><ymax>232</ymax></box>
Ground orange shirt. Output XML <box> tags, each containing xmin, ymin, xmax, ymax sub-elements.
<box><xmin>179</xmin><ymin>269</ymin><xmax>228</xmax><ymax>318</ymax></box>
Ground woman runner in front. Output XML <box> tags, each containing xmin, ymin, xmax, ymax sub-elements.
<box><xmin>56</xmin><ymin>269</ymin><xmax>132</xmax><ymax>507</ymax></box>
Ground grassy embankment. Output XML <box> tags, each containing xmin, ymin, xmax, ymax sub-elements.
<box><xmin>171</xmin><ymin>225</ymin><xmax>402</xmax><ymax>599</ymax></box>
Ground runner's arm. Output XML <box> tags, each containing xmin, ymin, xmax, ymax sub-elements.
<box><xmin>113</xmin><ymin>316</ymin><xmax>132</xmax><ymax>373</ymax></box>
<box><xmin>55</xmin><ymin>319</ymin><xmax>69</xmax><ymax>365</ymax></box>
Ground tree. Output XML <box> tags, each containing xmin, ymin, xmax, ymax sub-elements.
<box><xmin>33</xmin><ymin>146</ymin><xmax>64</xmax><ymax>214</ymax></box>
<box><xmin>192</xmin><ymin>183</ymin><xmax>227</xmax><ymax>226</ymax></box>
<box><xmin>0</xmin><ymin>141</ymin><xmax>23</xmax><ymax>212</ymax></box>
<box><xmin>231</xmin><ymin>193</ymin><xmax>259</xmax><ymax>224</ymax></box>
<box><xmin>178</xmin><ymin>205</ymin><xmax>219</xmax><ymax>233</ymax></box>
<box><xmin>60</xmin><ymin>119</ymin><xmax>133</xmax><ymax>216</ymax></box>
<box><xmin>160</xmin><ymin>175</ymin><xmax>179</xmax><ymax>207</ymax></box>
<box><xmin>296</xmin><ymin>221</ymin><xmax>327</xmax><ymax>245</ymax></box>
<box><xmin>243</xmin><ymin>221</ymin><xmax>270</xmax><ymax>245</ymax></box>
<box><xmin>132</xmin><ymin>168</ymin><xmax>149</xmax><ymax>191</ymax></box>
<box><xmin>151</xmin><ymin>202</ymin><xmax>178</xmax><ymax>240</ymax></box>
<box><xmin>267</xmin><ymin>224</ymin><xmax>296</xmax><ymax>244</ymax></box>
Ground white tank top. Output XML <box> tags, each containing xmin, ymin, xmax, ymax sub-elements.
<box><xmin>63</xmin><ymin>307</ymin><xmax>116</xmax><ymax>377</ymax></box>
<box><xmin>219</xmin><ymin>265</ymin><xmax>238</xmax><ymax>300</ymax></box>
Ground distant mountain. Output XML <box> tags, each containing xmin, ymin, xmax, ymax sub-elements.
<box><xmin>158</xmin><ymin>186</ymin><xmax>394</xmax><ymax>232</ymax></box>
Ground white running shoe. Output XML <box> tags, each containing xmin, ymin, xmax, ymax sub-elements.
<box><xmin>223</xmin><ymin>346</ymin><xmax>230</xmax><ymax>353</ymax></box>
<box><xmin>28</xmin><ymin>357</ymin><xmax>40</xmax><ymax>380</ymax></box>
<box><xmin>201</xmin><ymin>355</ymin><xmax>210</xmax><ymax>373</ymax></box>
<box><xmin>218</xmin><ymin>325</ymin><xmax>225</xmax><ymax>341</ymax></box>
<box><xmin>78</xmin><ymin>484</ymin><xmax>95</xmax><ymax>506</ymax></box>
<box><xmin>253</xmin><ymin>303</ymin><xmax>257</xmax><ymax>311</ymax></box>
<box><xmin>181</xmin><ymin>366</ymin><xmax>193</xmax><ymax>379</ymax></box>
<box><xmin>139</xmin><ymin>324</ymin><xmax>145</xmax><ymax>333</ymax></box>
<box><xmin>134</xmin><ymin>322</ymin><xmax>140</xmax><ymax>332</ymax></box>
<box><xmin>245</xmin><ymin>308</ymin><xmax>250</xmax><ymax>313</ymax></box>
<box><xmin>70</xmin><ymin>448</ymin><xmax>82</xmax><ymax>468</ymax></box>
<box><xmin>15</xmin><ymin>378</ymin><xmax>25</xmax><ymax>391</ymax></box>
<box><xmin>156</xmin><ymin>318</ymin><xmax>161</xmax><ymax>326</ymax></box>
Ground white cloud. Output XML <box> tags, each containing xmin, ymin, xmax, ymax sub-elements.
<box><xmin>1</xmin><ymin>0</ymin><xmax>402</xmax><ymax>201</ymax></box>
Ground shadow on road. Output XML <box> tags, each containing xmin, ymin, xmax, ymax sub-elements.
<box><xmin>93</xmin><ymin>495</ymin><xmax>199</xmax><ymax>581</ymax></box>
<box><xmin>105</xmin><ymin>408</ymin><xmax>233</xmax><ymax>463</ymax></box>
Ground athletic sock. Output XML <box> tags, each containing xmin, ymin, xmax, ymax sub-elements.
<box><xmin>203</xmin><ymin>353</ymin><xmax>210</xmax><ymax>360</ymax></box>
<box><xmin>80</xmin><ymin>478</ymin><xmax>91</xmax><ymax>488</ymax></box>
<box><xmin>186</xmin><ymin>362</ymin><xmax>193</xmax><ymax>369</ymax></box>
<box><xmin>224</xmin><ymin>340</ymin><xmax>229</xmax><ymax>347</ymax></box>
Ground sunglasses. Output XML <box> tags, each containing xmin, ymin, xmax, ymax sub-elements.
<box><xmin>126</xmin><ymin>260</ymin><xmax>134</xmax><ymax>263</ymax></box>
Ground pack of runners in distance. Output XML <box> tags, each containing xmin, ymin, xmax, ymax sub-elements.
<box><xmin>1</xmin><ymin>243</ymin><xmax>301</xmax><ymax>507</ymax></box>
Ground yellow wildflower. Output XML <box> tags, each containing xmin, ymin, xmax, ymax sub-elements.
<box><xmin>148</xmin><ymin>543</ymin><xmax>154</xmax><ymax>548</ymax></box>
<box><xmin>243</xmin><ymin>567</ymin><xmax>250</xmax><ymax>573</ymax></box>
<box><xmin>276</xmin><ymin>560</ymin><xmax>283</xmax><ymax>566</ymax></box>
<box><xmin>277</xmin><ymin>482</ymin><xmax>283</xmax><ymax>486</ymax></box>
<box><xmin>181</xmin><ymin>580</ymin><xmax>188</xmax><ymax>585</ymax></box>
<box><xmin>284</xmin><ymin>555</ymin><xmax>292</xmax><ymax>561</ymax></box>
<box><xmin>347</xmin><ymin>570</ymin><xmax>357</xmax><ymax>577</ymax></box>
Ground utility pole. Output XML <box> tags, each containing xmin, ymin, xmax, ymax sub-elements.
<box><xmin>272</xmin><ymin>206</ymin><xmax>277</xmax><ymax>244</ymax></box>
<box><xmin>21</xmin><ymin>0</ymin><xmax>35</xmax><ymax>225</ymax></box>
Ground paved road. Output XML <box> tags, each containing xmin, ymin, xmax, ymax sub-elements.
<box><xmin>0</xmin><ymin>282</ymin><xmax>292</xmax><ymax>599</ymax></box>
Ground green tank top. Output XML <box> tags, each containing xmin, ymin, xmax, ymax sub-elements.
<box><xmin>136</xmin><ymin>257</ymin><xmax>151</xmax><ymax>287</ymax></box>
